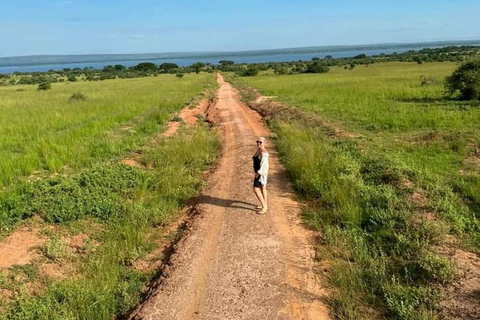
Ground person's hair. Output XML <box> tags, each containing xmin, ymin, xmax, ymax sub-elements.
<box><xmin>257</xmin><ymin>137</ymin><xmax>266</xmax><ymax>144</ymax></box>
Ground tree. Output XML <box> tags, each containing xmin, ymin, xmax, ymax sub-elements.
<box><xmin>133</xmin><ymin>62</ymin><xmax>157</xmax><ymax>72</ymax></box>
<box><xmin>413</xmin><ymin>56</ymin><xmax>423</xmax><ymax>65</ymax></box>
<box><xmin>274</xmin><ymin>66</ymin><xmax>289</xmax><ymax>75</ymax></box>
<box><xmin>159</xmin><ymin>63</ymin><xmax>179</xmax><ymax>71</ymax></box>
<box><xmin>354</xmin><ymin>53</ymin><xmax>367</xmax><ymax>59</ymax></box>
<box><xmin>311</xmin><ymin>57</ymin><xmax>320</xmax><ymax>61</ymax></box>
<box><xmin>241</xmin><ymin>65</ymin><xmax>259</xmax><ymax>76</ymax></box>
<box><xmin>103</xmin><ymin>65</ymin><xmax>115</xmax><ymax>73</ymax></box>
<box><xmin>324</xmin><ymin>55</ymin><xmax>333</xmax><ymax>60</ymax></box>
<box><xmin>304</xmin><ymin>61</ymin><xmax>329</xmax><ymax>74</ymax></box>
<box><xmin>114</xmin><ymin>64</ymin><xmax>126</xmax><ymax>71</ymax></box>
<box><xmin>219</xmin><ymin>60</ymin><xmax>234</xmax><ymax>65</ymax></box>
<box><xmin>445</xmin><ymin>59</ymin><xmax>480</xmax><ymax>100</ymax></box>
<box><xmin>191</xmin><ymin>62</ymin><xmax>205</xmax><ymax>74</ymax></box>
<box><xmin>67</xmin><ymin>74</ymin><xmax>77</xmax><ymax>82</ymax></box>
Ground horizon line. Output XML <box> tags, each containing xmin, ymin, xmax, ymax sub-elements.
<box><xmin>2</xmin><ymin>38</ymin><xmax>480</xmax><ymax>60</ymax></box>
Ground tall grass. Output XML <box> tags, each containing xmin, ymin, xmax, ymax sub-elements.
<box><xmin>0</xmin><ymin>74</ymin><xmax>216</xmax><ymax>189</ymax></box>
<box><xmin>232</xmin><ymin>62</ymin><xmax>480</xmax><ymax>319</ymax></box>
<box><xmin>0</xmin><ymin>124</ymin><xmax>220</xmax><ymax>320</ymax></box>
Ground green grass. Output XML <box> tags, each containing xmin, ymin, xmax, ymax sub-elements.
<box><xmin>0</xmin><ymin>74</ymin><xmax>220</xmax><ymax>319</ymax></box>
<box><xmin>0</xmin><ymin>74</ymin><xmax>216</xmax><ymax>189</ymax></box>
<box><xmin>0</xmin><ymin>123</ymin><xmax>220</xmax><ymax>320</ymax></box>
<box><xmin>231</xmin><ymin>62</ymin><xmax>480</xmax><ymax>319</ymax></box>
<box><xmin>242</xmin><ymin>62</ymin><xmax>479</xmax><ymax>133</ymax></box>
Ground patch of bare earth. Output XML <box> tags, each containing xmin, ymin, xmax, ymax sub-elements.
<box><xmin>163</xmin><ymin>99</ymin><xmax>210</xmax><ymax>137</ymax></box>
<box><xmin>465</xmin><ymin>154</ymin><xmax>480</xmax><ymax>172</ymax></box>
<box><xmin>122</xmin><ymin>158</ymin><xmax>144</xmax><ymax>169</ymax></box>
<box><xmin>436</xmin><ymin>242</ymin><xmax>480</xmax><ymax>320</ymax></box>
<box><xmin>0</xmin><ymin>227</ymin><xmax>44</xmax><ymax>269</ymax></box>
<box><xmin>127</xmin><ymin>74</ymin><xmax>330</xmax><ymax>320</ymax></box>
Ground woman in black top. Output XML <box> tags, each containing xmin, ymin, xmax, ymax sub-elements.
<box><xmin>252</xmin><ymin>137</ymin><xmax>269</xmax><ymax>214</ymax></box>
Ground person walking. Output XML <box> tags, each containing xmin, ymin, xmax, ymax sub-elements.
<box><xmin>253</xmin><ymin>137</ymin><xmax>269</xmax><ymax>214</ymax></box>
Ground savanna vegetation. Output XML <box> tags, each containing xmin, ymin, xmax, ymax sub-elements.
<box><xmin>1</xmin><ymin>45</ymin><xmax>478</xmax><ymax>87</ymax></box>
<box><xmin>0</xmin><ymin>74</ymin><xmax>220</xmax><ymax>319</ymax></box>
<box><xmin>230</xmin><ymin>61</ymin><xmax>480</xmax><ymax>319</ymax></box>
<box><xmin>1</xmin><ymin>44</ymin><xmax>479</xmax><ymax>319</ymax></box>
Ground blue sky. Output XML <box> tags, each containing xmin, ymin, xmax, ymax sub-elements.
<box><xmin>1</xmin><ymin>0</ymin><xmax>479</xmax><ymax>57</ymax></box>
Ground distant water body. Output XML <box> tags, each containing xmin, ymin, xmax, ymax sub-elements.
<box><xmin>0</xmin><ymin>44</ymin><xmax>463</xmax><ymax>74</ymax></box>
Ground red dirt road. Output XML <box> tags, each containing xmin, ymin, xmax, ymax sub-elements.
<box><xmin>129</xmin><ymin>74</ymin><xmax>330</xmax><ymax>320</ymax></box>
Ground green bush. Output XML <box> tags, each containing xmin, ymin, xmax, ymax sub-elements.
<box><xmin>304</xmin><ymin>61</ymin><xmax>330</xmax><ymax>74</ymax></box>
<box><xmin>241</xmin><ymin>66</ymin><xmax>259</xmax><ymax>77</ymax></box>
<box><xmin>37</xmin><ymin>82</ymin><xmax>51</xmax><ymax>91</ymax></box>
<box><xmin>445</xmin><ymin>59</ymin><xmax>480</xmax><ymax>100</ymax></box>
<box><xmin>69</xmin><ymin>92</ymin><xmax>87</xmax><ymax>101</ymax></box>
<box><xmin>67</xmin><ymin>74</ymin><xmax>77</xmax><ymax>82</ymax></box>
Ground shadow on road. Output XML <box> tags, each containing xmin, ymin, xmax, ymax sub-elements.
<box><xmin>188</xmin><ymin>195</ymin><xmax>257</xmax><ymax>212</ymax></box>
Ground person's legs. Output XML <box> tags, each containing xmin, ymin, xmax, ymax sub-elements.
<box><xmin>260</xmin><ymin>187</ymin><xmax>268</xmax><ymax>209</ymax></box>
<box><xmin>253</xmin><ymin>187</ymin><xmax>266</xmax><ymax>208</ymax></box>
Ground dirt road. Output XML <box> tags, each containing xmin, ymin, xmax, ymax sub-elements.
<box><xmin>129</xmin><ymin>74</ymin><xmax>330</xmax><ymax>320</ymax></box>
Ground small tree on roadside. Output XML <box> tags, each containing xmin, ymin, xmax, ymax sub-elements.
<box><xmin>445</xmin><ymin>59</ymin><xmax>480</xmax><ymax>100</ymax></box>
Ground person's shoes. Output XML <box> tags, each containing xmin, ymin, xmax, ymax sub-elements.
<box><xmin>257</xmin><ymin>207</ymin><xmax>268</xmax><ymax>215</ymax></box>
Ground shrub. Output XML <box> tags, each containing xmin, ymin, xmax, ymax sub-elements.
<box><xmin>304</xmin><ymin>62</ymin><xmax>329</xmax><ymax>74</ymax></box>
<box><xmin>241</xmin><ymin>66</ymin><xmax>259</xmax><ymax>77</ymax></box>
<box><xmin>176</xmin><ymin>73</ymin><xmax>184</xmax><ymax>79</ymax></box>
<box><xmin>274</xmin><ymin>66</ymin><xmax>289</xmax><ymax>75</ymax></box>
<box><xmin>445</xmin><ymin>59</ymin><xmax>480</xmax><ymax>100</ymax></box>
<box><xmin>37</xmin><ymin>82</ymin><xmax>51</xmax><ymax>91</ymax></box>
<box><xmin>69</xmin><ymin>92</ymin><xmax>87</xmax><ymax>101</ymax></box>
<box><xmin>41</xmin><ymin>237</ymin><xmax>69</xmax><ymax>261</ymax></box>
<box><xmin>420</xmin><ymin>75</ymin><xmax>436</xmax><ymax>86</ymax></box>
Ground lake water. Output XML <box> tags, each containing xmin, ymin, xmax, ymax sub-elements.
<box><xmin>0</xmin><ymin>46</ymin><xmax>436</xmax><ymax>74</ymax></box>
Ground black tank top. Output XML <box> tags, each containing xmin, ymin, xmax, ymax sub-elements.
<box><xmin>253</xmin><ymin>153</ymin><xmax>261</xmax><ymax>172</ymax></box>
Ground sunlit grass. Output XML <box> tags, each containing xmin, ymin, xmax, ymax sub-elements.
<box><xmin>0</xmin><ymin>74</ymin><xmax>216</xmax><ymax>189</ymax></box>
<box><xmin>0</xmin><ymin>124</ymin><xmax>220</xmax><ymax>320</ymax></box>
<box><xmin>245</xmin><ymin>62</ymin><xmax>479</xmax><ymax>132</ymax></box>
<box><xmin>233</xmin><ymin>62</ymin><xmax>480</xmax><ymax>319</ymax></box>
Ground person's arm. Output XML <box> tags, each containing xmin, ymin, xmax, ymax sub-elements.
<box><xmin>258</xmin><ymin>152</ymin><xmax>269</xmax><ymax>176</ymax></box>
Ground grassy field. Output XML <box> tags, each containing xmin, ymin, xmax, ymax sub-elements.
<box><xmin>0</xmin><ymin>74</ymin><xmax>220</xmax><ymax>319</ymax></box>
<box><xmin>0</xmin><ymin>74</ymin><xmax>215</xmax><ymax>190</ymax></box>
<box><xmin>0</xmin><ymin>74</ymin><xmax>216</xmax><ymax>232</ymax></box>
<box><xmin>232</xmin><ymin>62</ymin><xmax>480</xmax><ymax>319</ymax></box>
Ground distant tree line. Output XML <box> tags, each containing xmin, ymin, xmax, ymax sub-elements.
<box><xmin>0</xmin><ymin>45</ymin><xmax>478</xmax><ymax>87</ymax></box>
